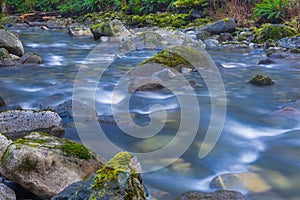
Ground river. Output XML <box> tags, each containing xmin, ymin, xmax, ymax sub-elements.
<box><xmin>1</xmin><ymin>26</ymin><xmax>300</xmax><ymax>200</ymax></box>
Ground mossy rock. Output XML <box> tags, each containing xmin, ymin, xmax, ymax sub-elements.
<box><xmin>290</xmin><ymin>48</ymin><xmax>300</xmax><ymax>53</ymax></box>
<box><xmin>138</xmin><ymin>46</ymin><xmax>195</xmax><ymax>69</ymax></box>
<box><xmin>69</xmin><ymin>152</ymin><xmax>146</xmax><ymax>200</ymax></box>
<box><xmin>249</xmin><ymin>75</ymin><xmax>275</xmax><ymax>86</ymax></box>
<box><xmin>253</xmin><ymin>24</ymin><xmax>298</xmax><ymax>44</ymax></box>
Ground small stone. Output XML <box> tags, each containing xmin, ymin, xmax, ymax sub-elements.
<box><xmin>249</xmin><ymin>75</ymin><xmax>275</xmax><ymax>86</ymax></box>
<box><xmin>218</xmin><ymin>33</ymin><xmax>233</xmax><ymax>42</ymax></box>
<box><xmin>50</xmin><ymin>126</ymin><xmax>65</xmax><ymax>137</ymax></box>
<box><xmin>0</xmin><ymin>183</ymin><xmax>16</xmax><ymax>200</ymax></box>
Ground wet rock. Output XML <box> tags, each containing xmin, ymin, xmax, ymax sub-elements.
<box><xmin>266</xmin><ymin>52</ymin><xmax>286</xmax><ymax>58</ymax></box>
<box><xmin>52</xmin><ymin>152</ymin><xmax>146</xmax><ymax>200</ymax></box>
<box><xmin>0</xmin><ymin>28</ymin><xmax>24</xmax><ymax>57</ymax></box>
<box><xmin>218</xmin><ymin>33</ymin><xmax>233</xmax><ymax>42</ymax></box>
<box><xmin>128</xmin><ymin>77</ymin><xmax>164</xmax><ymax>93</ymax></box>
<box><xmin>258</xmin><ymin>58</ymin><xmax>275</xmax><ymax>65</ymax></box>
<box><xmin>0</xmin><ymin>109</ymin><xmax>63</xmax><ymax>139</ymax></box>
<box><xmin>0</xmin><ymin>96</ymin><xmax>6</xmax><ymax>107</ymax></box>
<box><xmin>0</xmin><ymin>183</ymin><xmax>16</xmax><ymax>200</ymax></box>
<box><xmin>91</xmin><ymin>19</ymin><xmax>130</xmax><ymax>40</ymax></box>
<box><xmin>177</xmin><ymin>190</ymin><xmax>246</xmax><ymax>200</ymax></box>
<box><xmin>0</xmin><ymin>132</ymin><xmax>105</xmax><ymax>198</ymax></box>
<box><xmin>56</xmin><ymin>100</ymin><xmax>98</xmax><ymax>122</ymax></box>
<box><xmin>69</xmin><ymin>23</ymin><xmax>92</xmax><ymax>37</ymax></box>
<box><xmin>249</xmin><ymin>75</ymin><xmax>275</xmax><ymax>86</ymax></box>
<box><xmin>210</xmin><ymin>172</ymin><xmax>271</xmax><ymax>194</ymax></box>
<box><xmin>199</xmin><ymin>18</ymin><xmax>237</xmax><ymax>35</ymax></box>
<box><xmin>18</xmin><ymin>52</ymin><xmax>43</xmax><ymax>64</ymax></box>
<box><xmin>0</xmin><ymin>48</ymin><xmax>14</xmax><ymax>66</ymax></box>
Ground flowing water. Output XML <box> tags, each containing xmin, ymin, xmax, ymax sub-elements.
<box><xmin>2</xmin><ymin>26</ymin><xmax>300</xmax><ymax>199</ymax></box>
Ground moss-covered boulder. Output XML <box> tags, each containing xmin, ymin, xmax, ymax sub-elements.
<box><xmin>68</xmin><ymin>23</ymin><xmax>93</xmax><ymax>37</ymax></box>
<box><xmin>0</xmin><ymin>109</ymin><xmax>63</xmax><ymax>139</ymax></box>
<box><xmin>249</xmin><ymin>75</ymin><xmax>275</xmax><ymax>86</ymax></box>
<box><xmin>253</xmin><ymin>24</ymin><xmax>298</xmax><ymax>44</ymax></box>
<box><xmin>177</xmin><ymin>190</ymin><xmax>246</xmax><ymax>200</ymax></box>
<box><xmin>52</xmin><ymin>151</ymin><xmax>146</xmax><ymax>200</ymax></box>
<box><xmin>0</xmin><ymin>132</ymin><xmax>105</xmax><ymax>198</ymax></box>
<box><xmin>138</xmin><ymin>46</ymin><xmax>195</xmax><ymax>70</ymax></box>
<box><xmin>91</xmin><ymin>19</ymin><xmax>130</xmax><ymax>40</ymax></box>
<box><xmin>0</xmin><ymin>28</ymin><xmax>24</xmax><ymax>57</ymax></box>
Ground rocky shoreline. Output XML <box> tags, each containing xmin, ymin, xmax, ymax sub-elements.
<box><xmin>0</xmin><ymin>12</ymin><xmax>300</xmax><ymax>199</ymax></box>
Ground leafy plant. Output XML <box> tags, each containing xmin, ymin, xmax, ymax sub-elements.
<box><xmin>253</xmin><ymin>0</ymin><xmax>289</xmax><ymax>22</ymax></box>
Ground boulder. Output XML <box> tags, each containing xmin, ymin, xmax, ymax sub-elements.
<box><xmin>177</xmin><ymin>190</ymin><xmax>246</xmax><ymax>200</ymax></box>
<box><xmin>253</xmin><ymin>24</ymin><xmax>298</xmax><ymax>44</ymax></box>
<box><xmin>0</xmin><ymin>132</ymin><xmax>105</xmax><ymax>198</ymax></box>
<box><xmin>199</xmin><ymin>18</ymin><xmax>237</xmax><ymax>35</ymax></box>
<box><xmin>249</xmin><ymin>75</ymin><xmax>275</xmax><ymax>86</ymax></box>
<box><xmin>0</xmin><ymin>109</ymin><xmax>63</xmax><ymax>139</ymax></box>
<box><xmin>69</xmin><ymin>23</ymin><xmax>93</xmax><ymax>37</ymax></box>
<box><xmin>91</xmin><ymin>19</ymin><xmax>130</xmax><ymax>40</ymax></box>
<box><xmin>0</xmin><ymin>48</ymin><xmax>14</xmax><ymax>66</ymax></box>
<box><xmin>0</xmin><ymin>183</ymin><xmax>16</xmax><ymax>200</ymax></box>
<box><xmin>0</xmin><ymin>28</ymin><xmax>24</xmax><ymax>57</ymax></box>
<box><xmin>52</xmin><ymin>152</ymin><xmax>146</xmax><ymax>200</ymax></box>
<box><xmin>18</xmin><ymin>52</ymin><xmax>43</xmax><ymax>64</ymax></box>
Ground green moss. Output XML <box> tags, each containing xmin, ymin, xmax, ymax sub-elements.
<box><xmin>19</xmin><ymin>156</ymin><xmax>37</xmax><ymax>172</ymax></box>
<box><xmin>60</xmin><ymin>140</ymin><xmax>92</xmax><ymax>160</ymax></box>
<box><xmin>90</xmin><ymin>152</ymin><xmax>145</xmax><ymax>199</ymax></box>
<box><xmin>138</xmin><ymin>47</ymin><xmax>191</xmax><ymax>68</ymax></box>
<box><xmin>249</xmin><ymin>75</ymin><xmax>275</xmax><ymax>86</ymax></box>
<box><xmin>223</xmin><ymin>17</ymin><xmax>229</xmax><ymax>22</ymax></box>
<box><xmin>253</xmin><ymin>23</ymin><xmax>298</xmax><ymax>43</ymax></box>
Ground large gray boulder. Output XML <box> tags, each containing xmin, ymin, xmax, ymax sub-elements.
<box><xmin>0</xmin><ymin>132</ymin><xmax>105</xmax><ymax>198</ymax></box>
<box><xmin>0</xmin><ymin>183</ymin><xmax>16</xmax><ymax>200</ymax></box>
<box><xmin>199</xmin><ymin>18</ymin><xmax>237</xmax><ymax>35</ymax></box>
<box><xmin>52</xmin><ymin>152</ymin><xmax>146</xmax><ymax>200</ymax></box>
<box><xmin>91</xmin><ymin>19</ymin><xmax>130</xmax><ymax>40</ymax></box>
<box><xmin>0</xmin><ymin>28</ymin><xmax>24</xmax><ymax>57</ymax></box>
<box><xmin>177</xmin><ymin>190</ymin><xmax>246</xmax><ymax>200</ymax></box>
<box><xmin>0</xmin><ymin>109</ymin><xmax>63</xmax><ymax>139</ymax></box>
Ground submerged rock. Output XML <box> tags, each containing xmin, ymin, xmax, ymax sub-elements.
<box><xmin>0</xmin><ymin>183</ymin><xmax>16</xmax><ymax>200</ymax></box>
<box><xmin>249</xmin><ymin>75</ymin><xmax>275</xmax><ymax>86</ymax></box>
<box><xmin>0</xmin><ymin>109</ymin><xmax>63</xmax><ymax>139</ymax></box>
<box><xmin>210</xmin><ymin>172</ymin><xmax>271</xmax><ymax>194</ymax></box>
<box><xmin>56</xmin><ymin>100</ymin><xmax>98</xmax><ymax>122</ymax></box>
<box><xmin>199</xmin><ymin>18</ymin><xmax>237</xmax><ymax>35</ymax></box>
<box><xmin>0</xmin><ymin>28</ymin><xmax>24</xmax><ymax>57</ymax></box>
<box><xmin>52</xmin><ymin>151</ymin><xmax>146</xmax><ymax>200</ymax></box>
<box><xmin>257</xmin><ymin>58</ymin><xmax>275</xmax><ymax>65</ymax></box>
<box><xmin>177</xmin><ymin>190</ymin><xmax>246</xmax><ymax>200</ymax></box>
<box><xmin>0</xmin><ymin>132</ymin><xmax>105</xmax><ymax>198</ymax></box>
